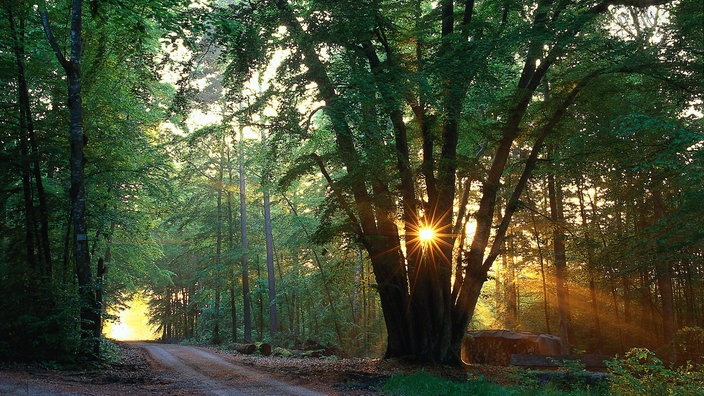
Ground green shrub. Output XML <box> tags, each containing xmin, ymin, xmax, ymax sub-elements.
<box><xmin>382</xmin><ymin>370</ymin><xmax>606</xmax><ymax>396</ymax></box>
<box><xmin>672</xmin><ymin>326</ymin><xmax>704</xmax><ymax>366</ymax></box>
<box><xmin>607</xmin><ymin>347</ymin><xmax>704</xmax><ymax>396</ymax></box>
<box><xmin>383</xmin><ymin>370</ymin><xmax>509</xmax><ymax>396</ymax></box>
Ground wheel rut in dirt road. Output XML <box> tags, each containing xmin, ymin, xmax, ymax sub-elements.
<box><xmin>139</xmin><ymin>343</ymin><xmax>325</xmax><ymax>396</ymax></box>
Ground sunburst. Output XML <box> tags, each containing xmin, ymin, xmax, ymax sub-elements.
<box><xmin>406</xmin><ymin>210</ymin><xmax>453</xmax><ymax>264</ymax></box>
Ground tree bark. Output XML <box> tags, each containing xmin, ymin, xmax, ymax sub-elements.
<box><xmin>653</xmin><ymin>189</ymin><xmax>674</xmax><ymax>344</ymax></box>
<box><xmin>213</xmin><ymin>142</ymin><xmax>224</xmax><ymax>344</ymax></box>
<box><xmin>269</xmin><ymin>0</ymin><xmax>620</xmax><ymax>365</ymax></box>
<box><xmin>577</xmin><ymin>180</ymin><xmax>603</xmax><ymax>349</ymax></box>
<box><xmin>549</xmin><ymin>171</ymin><xmax>571</xmax><ymax>355</ymax></box>
<box><xmin>261</xmin><ymin>129</ymin><xmax>278</xmax><ymax>339</ymax></box>
<box><xmin>40</xmin><ymin>0</ymin><xmax>99</xmax><ymax>358</ymax></box>
<box><xmin>238</xmin><ymin>125</ymin><xmax>252</xmax><ymax>342</ymax></box>
<box><xmin>8</xmin><ymin>5</ymin><xmax>52</xmax><ymax>276</ymax></box>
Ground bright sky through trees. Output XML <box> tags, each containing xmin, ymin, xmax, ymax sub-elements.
<box><xmin>104</xmin><ymin>296</ymin><xmax>158</xmax><ymax>341</ymax></box>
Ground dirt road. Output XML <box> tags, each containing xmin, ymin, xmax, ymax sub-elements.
<box><xmin>138</xmin><ymin>343</ymin><xmax>325</xmax><ymax>396</ymax></box>
<box><xmin>0</xmin><ymin>343</ymin><xmax>328</xmax><ymax>395</ymax></box>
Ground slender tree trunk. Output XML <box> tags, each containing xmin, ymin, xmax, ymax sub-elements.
<box><xmin>213</xmin><ymin>143</ymin><xmax>224</xmax><ymax>344</ymax></box>
<box><xmin>577</xmin><ymin>180</ymin><xmax>602</xmax><ymax>349</ymax></box>
<box><xmin>548</xmin><ymin>171</ymin><xmax>571</xmax><ymax>354</ymax></box>
<box><xmin>230</xmin><ymin>283</ymin><xmax>237</xmax><ymax>342</ymax></box>
<box><xmin>238</xmin><ymin>126</ymin><xmax>252</xmax><ymax>342</ymax></box>
<box><xmin>226</xmin><ymin>142</ymin><xmax>237</xmax><ymax>342</ymax></box>
<box><xmin>653</xmin><ymin>189</ymin><xmax>675</xmax><ymax>344</ymax></box>
<box><xmin>18</xmin><ymin>102</ymin><xmax>37</xmax><ymax>271</ymax></box>
<box><xmin>527</xmin><ymin>188</ymin><xmax>551</xmax><ymax>333</ymax></box>
<box><xmin>95</xmin><ymin>221</ymin><xmax>113</xmax><ymax>343</ymax></box>
<box><xmin>261</xmin><ymin>129</ymin><xmax>278</xmax><ymax>339</ymax></box>
<box><xmin>275</xmin><ymin>252</ymin><xmax>292</xmax><ymax>334</ymax></box>
<box><xmin>9</xmin><ymin>6</ymin><xmax>53</xmax><ymax>276</ymax></box>
<box><xmin>505</xmin><ymin>235</ymin><xmax>519</xmax><ymax>328</ymax></box>
<box><xmin>280</xmin><ymin>193</ymin><xmax>344</xmax><ymax>346</ymax></box>
<box><xmin>255</xmin><ymin>256</ymin><xmax>263</xmax><ymax>340</ymax></box>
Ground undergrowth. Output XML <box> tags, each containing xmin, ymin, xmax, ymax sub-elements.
<box><xmin>384</xmin><ymin>346</ymin><xmax>704</xmax><ymax>396</ymax></box>
<box><xmin>382</xmin><ymin>370</ymin><xmax>607</xmax><ymax>396</ymax></box>
<box><xmin>606</xmin><ymin>348</ymin><xmax>704</xmax><ymax>396</ymax></box>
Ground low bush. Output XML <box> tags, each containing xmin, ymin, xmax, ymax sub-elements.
<box><xmin>383</xmin><ymin>369</ymin><xmax>608</xmax><ymax>396</ymax></box>
<box><xmin>606</xmin><ymin>347</ymin><xmax>704</xmax><ymax>396</ymax></box>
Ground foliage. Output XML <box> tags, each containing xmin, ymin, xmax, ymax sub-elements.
<box><xmin>672</xmin><ymin>327</ymin><xmax>704</xmax><ymax>366</ymax></box>
<box><xmin>607</xmin><ymin>348</ymin><xmax>704</xmax><ymax>396</ymax></box>
<box><xmin>0</xmin><ymin>0</ymin><xmax>190</xmax><ymax>361</ymax></box>
<box><xmin>383</xmin><ymin>370</ymin><xmax>607</xmax><ymax>396</ymax></box>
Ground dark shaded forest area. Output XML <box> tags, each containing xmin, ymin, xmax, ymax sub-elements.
<box><xmin>1</xmin><ymin>0</ymin><xmax>702</xmax><ymax>367</ymax></box>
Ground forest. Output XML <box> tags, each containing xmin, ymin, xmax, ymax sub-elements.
<box><xmin>0</xmin><ymin>0</ymin><xmax>702</xmax><ymax>367</ymax></box>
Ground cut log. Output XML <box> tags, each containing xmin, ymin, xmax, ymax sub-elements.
<box><xmin>231</xmin><ymin>343</ymin><xmax>257</xmax><ymax>354</ymax></box>
<box><xmin>258</xmin><ymin>342</ymin><xmax>272</xmax><ymax>356</ymax></box>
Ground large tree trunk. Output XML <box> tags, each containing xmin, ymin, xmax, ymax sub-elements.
<box><xmin>41</xmin><ymin>0</ymin><xmax>99</xmax><ymax>358</ymax></box>
<box><xmin>270</xmin><ymin>0</ymin><xmax>607</xmax><ymax>365</ymax></box>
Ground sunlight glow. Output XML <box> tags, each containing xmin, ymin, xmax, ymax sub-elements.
<box><xmin>419</xmin><ymin>227</ymin><xmax>435</xmax><ymax>243</ymax></box>
<box><xmin>104</xmin><ymin>295</ymin><xmax>158</xmax><ymax>341</ymax></box>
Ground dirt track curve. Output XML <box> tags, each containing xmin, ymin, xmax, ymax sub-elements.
<box><xmin>139</xmin><ymin>343</ymin><xmax>325</xmax><ymax>396</ymax></box>
<box><xmin>0</xmin><ymin>343</ymin><xmax>328</xmax><ymax>395</ymax></box>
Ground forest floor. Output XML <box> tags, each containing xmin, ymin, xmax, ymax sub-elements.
<box><xmin>0</xmin><ymin>341</ymin><xmax>513</xmax><ymax>395</ymax></box>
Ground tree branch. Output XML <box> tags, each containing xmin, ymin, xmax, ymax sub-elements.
<box><xmin>38</xmin><ymin>6</ymin><xmax>69</xmax><ymax>71</ymax></box>
<box><xmin>310</xmin><ymin>153</ymin><xmax>363</xmax><ymax>237</ymax></box>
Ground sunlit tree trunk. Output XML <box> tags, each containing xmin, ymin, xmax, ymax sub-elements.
<box><xmin>527</xmin><ymin>188</ymin><xmax>551</xmax><ymax>334</ymax></box>
<box><xmin>577</xmin><ymin>179</ymin><xmax>602</xmax><ymax>349</ymax></box>
<box><xmin>549</xmin><ymin>171</ymin><xmax>571</xmax><ymax>354</ymax></box>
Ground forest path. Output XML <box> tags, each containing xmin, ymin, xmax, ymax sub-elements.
<box><xmin>139</xmin><ymin>343</ymin><xmax>325</xmax><ymax>396</ymax></box>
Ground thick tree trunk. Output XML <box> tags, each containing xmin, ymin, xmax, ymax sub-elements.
<box><xmin>41</xmin><ymin>0</ymin><xmax>99</xmax><ymax>358</ymax></box>
<box><xmin>272</xmin><ymin>0</ymin><xmax>595</xmax><ymax>366</ymax></box>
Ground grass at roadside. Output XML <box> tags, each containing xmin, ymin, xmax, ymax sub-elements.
<box><xmin>382</xmin><ymin>370</ymin><xmax>608</xmax><ymax>396</ymax></box>
<box><xmin>384</xmin><ymin>347</ymin><xmax>704</xmax><ymax>396</ymax></box>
